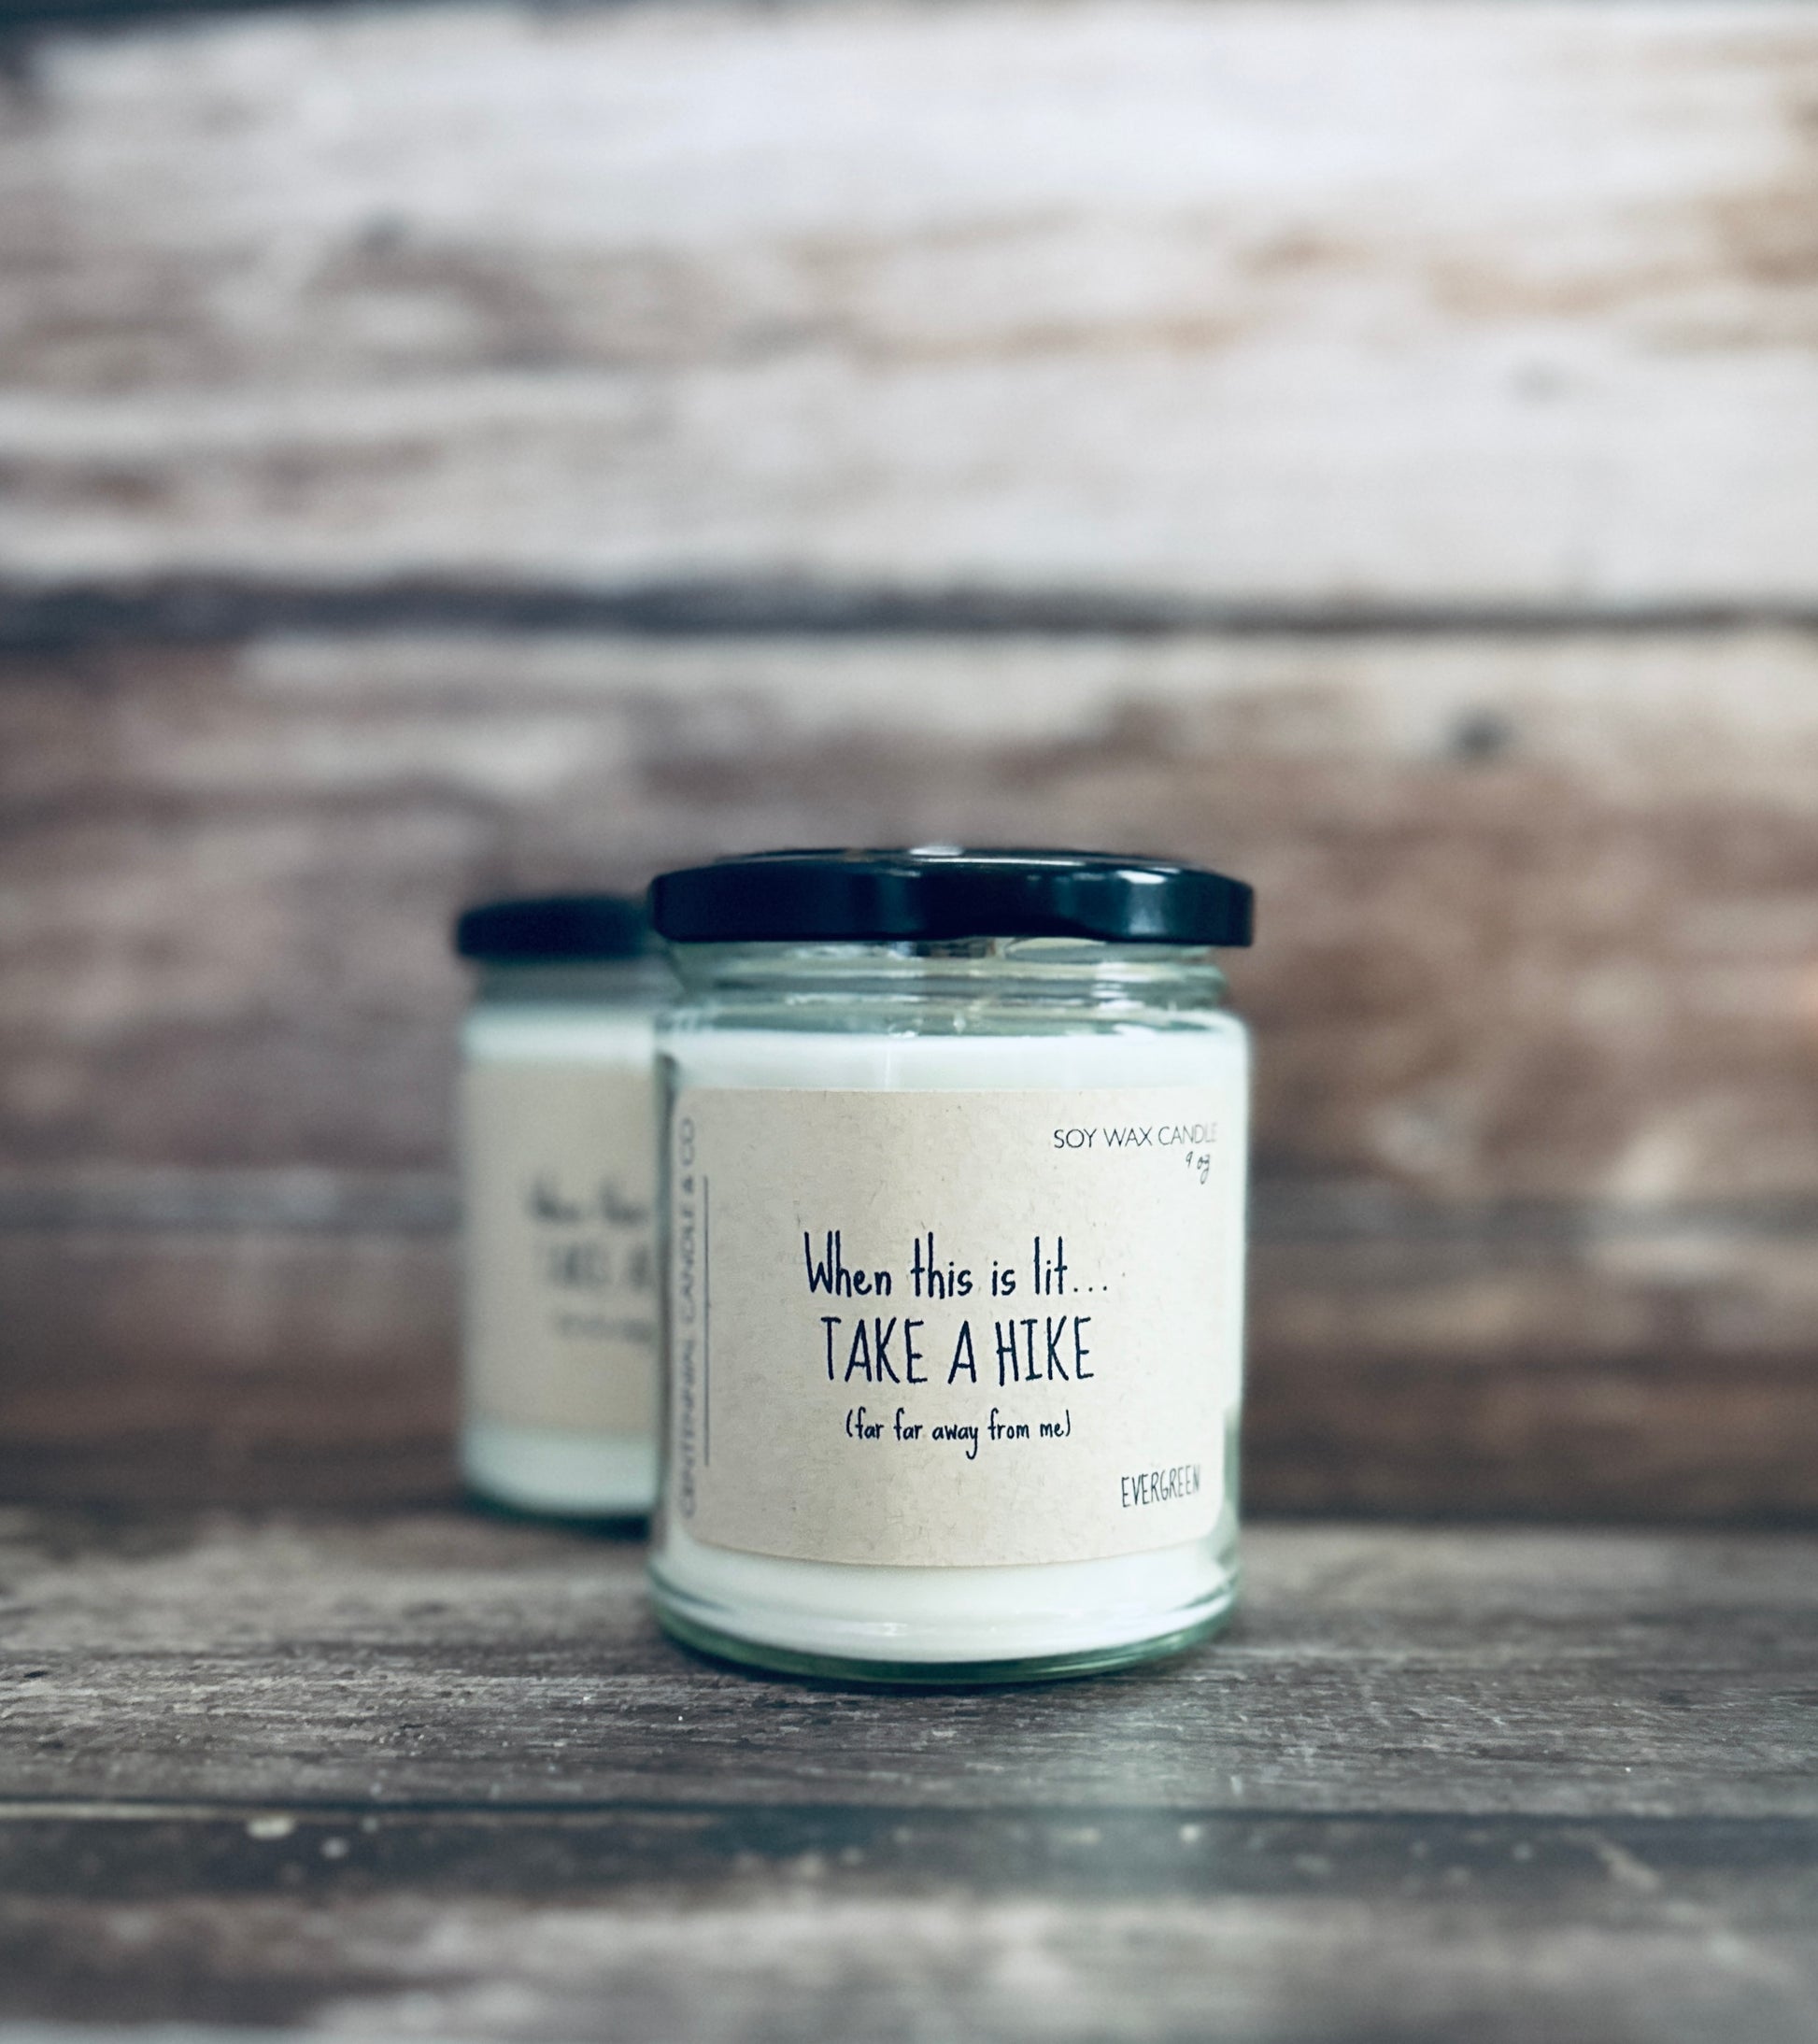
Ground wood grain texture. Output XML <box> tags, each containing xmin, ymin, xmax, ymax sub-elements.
<box><xmin>6</xmin><ymin>625</ymin><xmax>1818</xmax><ymax>1513</ymax></box>
<box><xmin>5</xmin><ymin>0</ymin><xmax>1818</xmax><ymax>1523</ymax></box>
<box><xmin>3</xmin><ymin>1816</ymin><xmax>1816</xmax><ymax>2040</ymax></box>
<box><xmin>5</xmin><ymin>1197</ymin><xmax>1818</xmax><ymax>1515</ymax></box>
<box><xmin>8</xmin><ymin>626</ymin><xmax>1818</xmax><ymax>1196</ymax></box>
<box><xmin>2</xmin><ymin>1512</ymin><xmax>1811</xmax><ymax>1817</ymax></box>
<box><xmin>0</xmin><ymin>1226</ymin><xmax>458</xmax><ymax>1504</ymax></box>
<box><xmin>0</xmin><ymin>1512</ymin><xmax>1814</xmax><ymax>2040</ymax></box>
<box><xmin>2</xmin><ymin>2</ymin><xmax>1817</xmax><ymax>601</ymax></box>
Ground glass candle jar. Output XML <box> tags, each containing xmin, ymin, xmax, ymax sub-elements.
<box><xmin>646</xmin><ymin>849</ymin><xmax>1254</xmax><ymax>1682</ymax></box>
<box><xmin>454</xmin><ymin>894</ymin><xmax>674</xmax><ymax>1516</ymax></box>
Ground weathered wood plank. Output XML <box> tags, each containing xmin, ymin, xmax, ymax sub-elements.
<box><xmin>2</xmin><ymin>1514</ymin><xmax>1813</xmax><ymax>2040</ymax></box>
<box><xmin>6</xmin><ymin>1860</ymin><xmax>1817</xmax><ymax>2043</ymax></box>
<box><xmin>5</xmin><ymin>1200</ymin><xmax>1818</xmax><ymax>1514</ymax></box>
<box><xmin>2</xmin><ymin>1812</ymin><xmax>1816</xmax><ymax>2040</ymax></box>
<box><xmin>7</xmin><ymin>626</ymin><xmax>1818</xmax><ymax>1515</ymax></box>
<box><xmin>0</xmin><ymin>1225</ymin><xmax>458</xmax><ymax>1505</ymax></box>
<box><xmin>2</xmin><ymin>2</ymin><xmax>1816</xmax><ymax>601</ymax></box>
<box><xmin>7</xmin><ymin>627</ymin><xmax>1818</xmax><ymax>1198</ymax></box>
<box><xmin>1</xmin><ymin>1512</ymin><xmax>1812</xmax><ymax>1818</ymax></box>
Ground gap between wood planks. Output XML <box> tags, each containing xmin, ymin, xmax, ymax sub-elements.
<box><xmin>7</xmin><ymin>1169</ymin><xmax>1818</xmax><ymax>1246</ymax></box>
<box><xmin>3</xmin><ymin>577</ymin><xmax>1818</xmax><ymax>652</ymax></box>
<box><xmin>3</xmin><ymin>1804</ymin><xmax>1817</xmax><ymax>1904</ymax></box>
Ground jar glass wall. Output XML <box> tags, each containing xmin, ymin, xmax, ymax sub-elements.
<box><xmin>455</xmin><ymin>899</ymin><xmax>673</xmax><ymax>1518</ymax></box>
<box><xmin>647</xmin><ymin>858</ymin><xmax>1252</xmax><ymax>1684</ymax></box>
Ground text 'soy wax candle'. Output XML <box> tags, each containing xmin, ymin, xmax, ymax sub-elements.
<box><xmin>454</xmin><ymin>894</ymin><xmax>674</xmax><ymax>1516</ymax></box>
<box><xmin>646</xmin><ymin>848</ymin><xmax>1254</xmax><ymax>1681</ymax></box>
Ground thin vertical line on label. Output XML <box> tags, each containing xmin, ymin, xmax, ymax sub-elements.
<box><xmin>702</xmin><ymin>1174</ymin><xmax>711</xmax><ymax>1467</ymax></box>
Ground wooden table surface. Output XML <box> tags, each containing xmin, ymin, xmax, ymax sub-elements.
<box><xmin>0</xmin><ymin>1508</ymin><xmax>1813</xmax><ymax>2042</ymax></box>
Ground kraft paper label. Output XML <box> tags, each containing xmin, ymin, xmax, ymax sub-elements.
<box><xmin>668</xmin><ymin>1083</ymin><xmax>1246</xmax><ymax>1568</ymax></box>
<box><xmin>461</xmin><ymin>1061</ymin><xmax>658</xmax><ymax>1435</ymax></box>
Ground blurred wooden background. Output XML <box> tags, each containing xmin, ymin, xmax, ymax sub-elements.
<box><xmin>2</xmin><ymin>0</ymin><xmax>1816</xmax><ymax>1515</ymax></box>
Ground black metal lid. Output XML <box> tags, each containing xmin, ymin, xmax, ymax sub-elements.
<box><xmin>453</xmin><ymin>893</ymin><xmax>651</xmax><ymax>963</ymax></box>
<box><xmin>648</xmin><ymin>848</ymin><xmax>1254</xmax><ymax>947</ymax></box>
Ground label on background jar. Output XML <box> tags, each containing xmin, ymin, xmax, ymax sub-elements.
<box><xmin>462</xmin><ymin>1062</ymin><xmax>658</xmax><ymax>1435</ymax></box>
<box><xmin>668</xmin><ymin>1083</ymin><xmax>1245</xmax><ymax>1568</ymax></box>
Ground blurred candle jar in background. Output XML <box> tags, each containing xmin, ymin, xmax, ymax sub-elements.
<box><xmin>646</xmin><ymin>849</ymin><xmax>1255</xmax><ymax>1682</ymax></box>
<box><xmin>454</xmin><ymin>896</ymin><xmax>674</xmax><ymax>1517</ymax></box>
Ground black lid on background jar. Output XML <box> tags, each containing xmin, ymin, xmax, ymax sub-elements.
<box><xmin>454</xmin><ymin>893</ymin><xmax>652</xmax><ymax>962</ymax></box>
<box><xmin>648</xmin><ymin>849</ymin><xmax>1254</xmax><ymax>947</ymax></box>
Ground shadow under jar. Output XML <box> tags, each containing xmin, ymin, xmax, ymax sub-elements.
<box><xmin>647</xmin><ymin>848</ymin><xmax>1255</xmax><ymax>1683</ymax></box>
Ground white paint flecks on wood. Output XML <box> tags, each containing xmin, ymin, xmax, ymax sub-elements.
<box><xmin>1</xmin><ymin>2</ymin><xmax>1816</xmax><ymax>597</ymax></box>
<box><xmin>7</xmin><ymin>1873</ymin><xmax>1818</xmax><ymax>2043</ymax></box>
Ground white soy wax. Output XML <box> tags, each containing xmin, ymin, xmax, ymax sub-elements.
<box><xmin>646</xmin><ymin>850</ymin><xmax>1255</xmax><ymax>1682</ymax></box>
<box><xmin>454</xmin><ymin>896</ymin><xmax>672</xmax><ymax>1517</ymax></box>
